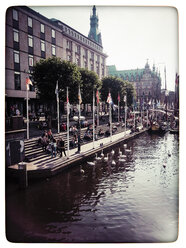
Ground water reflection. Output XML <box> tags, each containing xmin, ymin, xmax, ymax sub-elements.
<box><xmin>6</xmin><ymin>132</ymin><xmax>179</xmax><ymax>243</ymax></box>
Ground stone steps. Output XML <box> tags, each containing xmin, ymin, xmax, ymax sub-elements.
<box><xmin>24</xmin><ymin>123</ymin><xmax>125</xmax><ymax>163</ymax></box>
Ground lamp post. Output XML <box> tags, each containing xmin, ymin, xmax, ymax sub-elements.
<box><xmin>73</xmin><ymin>115</ymin><xmax>85</xmax><ymax>153</ymax></box>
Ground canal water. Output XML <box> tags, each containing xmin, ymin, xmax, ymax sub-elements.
<box><xmin>6</xmin><ymin>132</ymin><xmax>179</xmax><ymax>243</ymax></box>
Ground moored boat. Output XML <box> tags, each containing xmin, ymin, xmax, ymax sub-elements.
<box><xmin>148</xmin><ymin>121</ymin><xmax>169</xmax><ymax>135</ymax></box>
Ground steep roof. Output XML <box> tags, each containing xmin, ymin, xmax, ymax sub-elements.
<box><xmin>107</xmin><ymin>65</ymin><xmax>144</xmax><ymax>81</ymax></box>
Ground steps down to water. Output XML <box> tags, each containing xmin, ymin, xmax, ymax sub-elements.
<box><xmin>24</xmin><ymin>124</ymin><xmax>125</xmax><ymax>163</ymax></box>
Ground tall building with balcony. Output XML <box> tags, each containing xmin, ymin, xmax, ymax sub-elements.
<box><xmin>5</xmin><ymin>6</ymin><xmax>107</xmax><ymax>116</ymax></box>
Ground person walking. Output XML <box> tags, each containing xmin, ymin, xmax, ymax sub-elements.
<box><xmin>50</xmin><ymin>138</ymin><xmax>57</xmax><ymax>158</ymax></box>
<box><xmin>58</xmin><ymin>137</ymin><xmax>66</xmax><ymax>158</ymax></box>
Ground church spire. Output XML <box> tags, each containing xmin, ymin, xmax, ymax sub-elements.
<box><xmin>88</xmin><ymin>6</ymin><xmax>102</xmax><ymax>45</ymax></box>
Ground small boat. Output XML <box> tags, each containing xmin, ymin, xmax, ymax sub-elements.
<box><xmin>148</xmin><ymin>121</ymin><xmax>169</xmax><ymax>135</ymax></box>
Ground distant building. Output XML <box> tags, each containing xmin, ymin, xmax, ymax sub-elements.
<box><xmin>5</xmin><ymin>6</ymin><xmax>107</xmax><ymax>116</ymax></box>
<box><xmin>107</xmin><ymin>61</ymin><xmax>162</xmax><ymax>104</ymax></box>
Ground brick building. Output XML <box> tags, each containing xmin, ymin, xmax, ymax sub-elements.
<box><xmin>5</xmin><ymin>6</ymin><xmax>107</xmax><ymax>116</ymax></box>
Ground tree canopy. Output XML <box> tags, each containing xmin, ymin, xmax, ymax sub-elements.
<box><xmin>32</xmin><ymin>57</ymin><xmax>81</xmax><ymax>103</ymax></box>
<box><xmin>79</xmin><ymin>68</ymin><xmax>102</xmax><ymax>104</ymax></box>
<box><xmin>100</xmin><ymin>76</ymin><xmax>135</xmax><ymax>106</ymax></box>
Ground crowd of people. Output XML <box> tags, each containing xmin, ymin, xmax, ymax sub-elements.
<box><xmin>38</xmin><ymin>116</ymin><xmax>148</xmax><ymax>159</ymax></box>
<box><xmin>38</xmin><ymin>129</ymin><xmax>66</xmax><ymax>158</ymax></box>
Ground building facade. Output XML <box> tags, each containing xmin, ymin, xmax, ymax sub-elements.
<box><xmin>5</xmin><ymin>6</ymin><xmax>107</xmax><ymax>116</ymax></box>
<box><xmin>107</xmin><ymin>61</ymin><xmax>162</xmax><ymax>104</ymax></box>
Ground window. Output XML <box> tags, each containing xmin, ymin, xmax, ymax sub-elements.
<box><xmin>13</xmin><ymin>9</ymin><xmax>18</xmax><ymax>21</ymax></box>
<box><xmin>67</xmin><ymin>51</ymin><xmax>72</xmax><ymax>62</ymax></box>
<box><xmin>52</xmin><ymin>45</ymin><xmax>56</xmax><ymax>56</ymax></box>
<box><xmin>41</xmin><ymin>40</ymin><xmax>45</xmax><ymax>52</ymax></box>
<box><xmin>96</xmin><ymin>55</ymin><xmax>100</xmax><ymax>63</ymax></box>
<box><xmin>66</xmin><ymin>40</ymin><xmax>72</xmax><ymax>50</ymax></box>
<box><xmin>14</xmin><ymin>50</ymin><xmax>19</xmax><ymax>63</ymax></box>
<box><xmin>14</xmin><ymin>72</ymin><xmax>21</xmax><ymax>90</ymax></box>
<box><xmin>40</xmin><ymin>23</ymin><xmax>45</xmax><ymax>33</ymax></box>
<box><xmin>91</xmin><ymin>52</ymin><xmax>94</xmax><ymax>60</ymax></box>
<box><xmin>13</xmin><ymin>29</ymin><xmax>19</xmax><ymax>42</ymax></box>
<box><xmin>28</xmin><ymin>17</ymin><xmax>32</xmax><ymax>28</ymax></box>
<box><xmin>76</xmin><ymin>45</ymin><xmax>80</xmax><ymax>54</ymax></box>
<box><xmin>28</xmin><ymin>55</ymin><xmax>33</xmax><ymax>67</ymax></box>
<box><xmin>52</xmin><ymin>29</ymin><xmax>55</xmax><ymax>38</ymax></box>
<box><xmin>28</xmin><ymin>35</ymin><xmax>33</xmax><ymax>47</ymax></box>
<box><xmin>51</xmin><ymin>29</ymin><xmax>56</xmax><ymax>44</ymax></box>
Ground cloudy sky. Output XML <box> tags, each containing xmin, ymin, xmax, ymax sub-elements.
<box><xmin>30</xmin><ymin>5</ymin><xmax>178</xmax><ymax>91</ymax></box>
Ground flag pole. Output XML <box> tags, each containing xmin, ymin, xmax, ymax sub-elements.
<box><xmin>26</xmin><ymin>83</ymin><xmax>29</xmax><ymax>139</ymax></box>
<box><xmin>93</xmin><ymin>89</ymin><xmax>95</xmax><ymax>149</ymax></box>
<box><xmin>141</xmin><ymin>100</ymin><xmax>143</xmax><ymax>127</ymax></box>
<box><xmin>124</xmin><ymin>95</ymin><xmax>127</xmax><ymax>136</ymax></box>
<box><xmin>118</xmin><ymin>92</ymin><xmax>120</xmax><ymax>123</ymax></box>
<box><xmin>97</xmin><ymin>102</ymin><xmax>99</xmax><ymax>133</ymax></box>
<box><xmin>77</xmin><ymin>85</ymin><xmax>81</xmax><ymax>153</ymax></box>
<box><xmin>109</xmin><ymin>90</ymin><xmax>112</xmax><ymax>142</ymax></box>
<box><xmin>56</xmin><ymin>80</ymin><xmax>60</xmax><ymax>133</ymax></box>
<box><xmin>110</xmin><ymin>101</ymin><xmax>112</xmax><ymax>142</ymax></box>
<box><xmin>67</xmin><ymin>87</ymin><xmax>69</xmax><ymax>158</ymax></box>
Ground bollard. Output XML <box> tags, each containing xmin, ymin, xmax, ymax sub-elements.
<box><xmin>18</xmin><ymin>162</ymin><xmax>28</xmax><ymax>189</ymax></box>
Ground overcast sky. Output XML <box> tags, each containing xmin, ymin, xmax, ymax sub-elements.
<box><xmin>30</xmin><ymin>5</ymin><xmax>178</xmax><ymax>91</ymax></box>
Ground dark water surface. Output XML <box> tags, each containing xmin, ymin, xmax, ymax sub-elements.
<box><xmin>6</xmin><ymin>132</ymin><xmax>179</xmax><ymax>243</ymax></box>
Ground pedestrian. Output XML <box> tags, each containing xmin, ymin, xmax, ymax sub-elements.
<box><xmin>48</xmin><ymin>129</ymin><xmax>53</xmax><ymax>141</ymax></box>
<box><xmin>42</xmin><ymin>135</ymin><xmax>49</xmax><ymax>151</ymax></box>
<box><xmin>58</xmin><ymin>137</ymin><xmax>66</xmax><ymax>158</ymax></box>
<box><xmin>51</xmin><ymin>138</ymin><xmax>57</xmax><ymax>158</ymax></box>
<box><xmin>16</xmin><ymin>108</ymin><xmax>20</xmax><ymax>116</ymax></box>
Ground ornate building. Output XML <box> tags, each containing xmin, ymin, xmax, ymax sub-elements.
<box><xmin>107</xmin><ymin>61</ymin><xmax>162</xmax><ymax>103</ymax></box>
<box><xmin>5</xmin><ymin>6</ymin><xmax>107</xmax><ymax>116</ymax></box>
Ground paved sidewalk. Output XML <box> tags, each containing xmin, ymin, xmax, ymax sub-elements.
<box><xmin>68</xmin><ymin>129</ymin><xmax>131</xmax><ymax>156</ymax></box>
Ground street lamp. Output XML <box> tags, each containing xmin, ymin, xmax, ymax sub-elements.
<box><xmin>73</xmin><ymin>115</ymin><xmax>85</xmax><ymax>153</ymax></box>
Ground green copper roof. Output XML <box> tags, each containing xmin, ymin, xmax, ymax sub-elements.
<box><xmin>107</xmin><ymin>65</ymin><xmax>144</xmax><ymax>81</ymax></box>
<box><xmin>107</xmin><ymin>64</ymin><xmax>161</xmax><ymax>81</ymax></box>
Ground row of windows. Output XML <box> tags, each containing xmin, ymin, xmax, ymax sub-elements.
<box><xmin>13</xmin><ymin>29</ymin><xmax>56</xmax><ymax>57</ymax></box>
<box><xmin>12</xmin><ymin>8</ymin><xmax>104</xmax><ymax>64</ymax></box>
<box><xmin>13</xmin><ymin>9</ymin><xmax>56</xmax><ymax>40</ymax></box>
<box><xmin>13</xmin><ymin>8</ymin><xmax>101</xmax><ymax>55</ymax></box>
<box><xmin>13</xmin><ymin>27</ymin><xmax>105</xmax><ymax>65</ymax></box>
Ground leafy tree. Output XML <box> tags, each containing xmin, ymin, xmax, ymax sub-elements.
<box><xmin>121</xmin><ymin>81</ymin><xmax>136</xmax><ymax>106</ymax></box>
<box><xmin>32</xmin><ymin>57</ymin><xmax>81</xmax><ymax>103</ymax></box>
<box><xmin>79</xmin><ymin>68</ymin><xmax>102</xmax><ymax>104</ymax></box>
<box><xmin>100</xmin><ymin>76</ymin><xmax>124</xmax><ymax>104</ymax></box>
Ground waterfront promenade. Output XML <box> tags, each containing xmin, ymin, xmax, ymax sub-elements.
<box><xmin>7</xmin><ymin>126</ymin><xmax>146</xmax><ymax>180</ymax></box>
